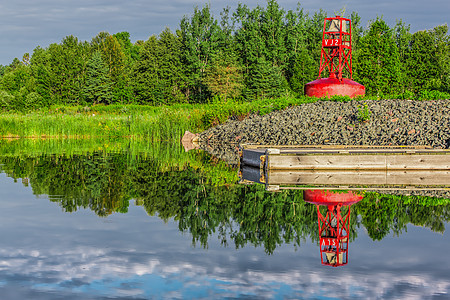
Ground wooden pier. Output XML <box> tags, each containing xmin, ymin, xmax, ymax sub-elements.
<box><xmin>239</xmin><ymin>145</ymin><xmax>450</xmax><ymax>191</ymax></box>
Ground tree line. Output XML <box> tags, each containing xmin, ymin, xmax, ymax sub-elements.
<box><xmin>1</xmin><ymin>151</ymin><xmax>449</xmax><ymax>253</ymax></box>
<box><xmin>0</xmin><ymin>0</ymin><xmax>449</xmax><ymax>111</ymax></box>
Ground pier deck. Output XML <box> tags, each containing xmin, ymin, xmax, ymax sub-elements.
<box><xmin>239</xmin><ymin>145</ymin><xmax>450</xmax><ymax>190</ymax></box>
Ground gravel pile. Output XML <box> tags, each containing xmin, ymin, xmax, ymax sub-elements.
<box><xmin>198</xmin><ymin>99</ymin><xmax>450</xmax><ymax>165</ymax></box>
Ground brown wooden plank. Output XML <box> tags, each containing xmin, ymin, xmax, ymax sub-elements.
<box><xmin>387</xmin><ymin>155</ymin><xmax>450</xmax><ymax>170</ymax></box>
<box><xmin>267</xmin><ymin>154</ymin><xmax>450</xmax><ymax>170</ymax></box>
<box><xmin>266</xmin><ymin>170</ymin><xmax>450</xmax><ymax>186</ymax></box>
<box><xmin>268</xmin><ymin>154</ymin><xmax>387</xmax><ymax>170</ymax></box>
<box><xmin>241</xmin><ymin>144</ymin><xmax>432</xmax><ymax>149</ymax></box>
<box><xmin>241</xmin><ymin>144</ymin><xmax>436</xmax><ymax>151</ymax></box>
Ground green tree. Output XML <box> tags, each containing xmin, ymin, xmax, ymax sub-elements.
<box><xmin>405</xmin><ymin>25</ymin><xmax>450</xmax><ymax>93</ymax></box>
<box><xmin>0</xmin><ymin>56</ymin><xmax>40</xmax><ymax>111</ymax></box>
<box><xmin>350</xmin><ymin>11</ymin><xmax>364</xmax><ymax>80</ymax></box>
<box><xmin>232</xmin><ymin>1</ymin><xmax>289</xmax><ymax>99</ymax></box>
<box><xmin>202</xmin><ymin>55</ymin><xmax>243</xmax><ymax>99</ymax></box>
<box><xmin>201</xmin><ymin>6</ymin><xmax>244</xmax><ymax>100</ymax></box>
<box><xmin>92</xmin><ymin>32</ymin><xmax>129</xmax><ymax>103</ymax></box>
<box><xmin>131</xmin><ymin>28</ymin><xmax>186</xmax><ymax>104</ymax></box>
<box><xmin>284</xmin><ymin>6</ymin><xmax>317</xmax><ymax>95</ymax></box>
<box><xmin>113</xmin><ymin>31</ymin><xmax>141</xmax><ymax>63</ymax></box>
<box><xmin>0</xmin><ymin>65</ymin><xmax>6</xmax><ymax>77</ymax></box>
<box><xmin>82</xmin><ymin>51</ymin><xmax>113</xmax><ymax>104</ymax></box>
<box><xmin>29</xmin><ymin>36</ymin><xmax>91</xmax><ymax>105</ymax></box>
<box><xmin>393</xmin><ymin>20</ymin><xmax>412</xmax><ymax>94</ymax></box>
<box><xmin>180</xmin><ymin>4</ymin><xmax>221</xmax><ymax>102</ymax></box>
<box><xmin>247</xmin><ymin>56</ymin><xmax>285</xmax><ymax>99</ymax></box>
<box><xmin>355</xmin><ymin>17</ymin><xmax>402</xmax><ymax>97</ymax></box>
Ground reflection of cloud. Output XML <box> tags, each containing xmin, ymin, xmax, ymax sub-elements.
<box><xmin>0</xmin><ymin>246</ymin><xmax>448</xmax><ymax>299</ymax></box>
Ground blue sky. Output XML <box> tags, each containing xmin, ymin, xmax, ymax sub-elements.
<box><xmin>0</xmin><ymin>0</ymin><xmax>448</xmax><ymax>65</ymax></box>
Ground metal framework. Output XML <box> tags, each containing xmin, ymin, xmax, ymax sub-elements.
<box><xmin>318</xmin><ymin>16</ymin><xmax>353</xmax><ymax>81</ymax></box>
<box><xmin>316</xmin><ymin>203</ymin><xmax>351</xmax><ymax>267</ymax></box>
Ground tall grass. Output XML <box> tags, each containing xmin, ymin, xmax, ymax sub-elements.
<box><xmin>0</xmin><ymin>137</ymin><xmax>239</xmax><ymax>185</ymax></box>
<box><xmin>0</xmin><ymin>108</ymin><xmax>194</xmax><ymax>142</ymax></box>
<box><xmin>1</xmin><ymin>93</ymin><xmax>448</xmax><ymax>140</ymax></box>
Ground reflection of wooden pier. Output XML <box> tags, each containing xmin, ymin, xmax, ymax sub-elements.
<box><xmin>239</xmin><ymin>145</ymin><xmax>450</xmax><ymax>190</ymax></box>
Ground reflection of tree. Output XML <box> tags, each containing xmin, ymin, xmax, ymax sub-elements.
<box><xmin>354</xmin><ymin>192</ymin><xmax>450</xmax><ymax>241</ymax></box>
<box><xmin>127</xmin><ymin>157</ymin><xmax>320</xmax><ymax>253</ymax></box>
<box><xmin>229</xmin><ymin>189</ymin><xmax>318</xmax><ymax>254</ymax></box>
<box><xmin>131</xmin><ymin>163</ymin><xmax>319</xmax><ymax>254</ymax></box>
<box><xmin>1</xmin><ymin>152</ymin><xmax>450</xmax><ymax>252</ymax></box>
<box><xmin>0</xmin><ymin>152</ymin><xmax>131</xmax><ymax>216</ymax></box>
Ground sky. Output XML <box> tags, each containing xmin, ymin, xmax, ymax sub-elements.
<box><xmin>0</xmin><ymin>0</ymin><xmax>448</xmax><ymax>65</ymax></box>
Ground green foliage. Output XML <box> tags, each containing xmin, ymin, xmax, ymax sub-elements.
<box><xmin>0</xmin><ymin>1</ymin><xmax>449</xmax><ymax>110</ymax></box>
<box><xmin>355</xmin><ymin>17</ymin><xmax>403</xmax><ymax>97</ymax></box>
<box><xmin>202</xmin><ymin>56</ymin><xmax>244</xmax><ymax>99</ymax></box>
<box><xmin>0</xmin><ymin>90</ymin><xmax>15</xmax><ymax>109</ymax></box>
<box><xmin>131</xmin><ymin>28</ymin><xmax>186</xmax><ymax>104</ymax></box>
<box><xmin>180</xmin><ymin>4</ymin><xmax>221</xmax><ymax>102</ymax></box>
<box><xmin>357</xmin><ymin>102</ymin><xmax>371</xmax><ymax>122</ymax></box>
<box><xmin>405</xmin><ymin>25</ymin><xmax>450</xmax><ymax>93</ymax></box>
<box><xmin>417</xmin><ymin>90</ymin><xmax>450</xmax><ymax>100</ymax></box>
<box><xmin>82</xmin><ymin>51</ymin><xmax>113</xmax><ymax>104</ymax></box>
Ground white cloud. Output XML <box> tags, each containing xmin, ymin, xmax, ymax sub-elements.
<box><xmin>0</xmin><ymin>245</ymin><xmax>448</xmax><ymax>299</ymax></box>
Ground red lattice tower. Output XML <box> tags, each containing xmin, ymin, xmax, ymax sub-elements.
<box><xmin>305</xmin><ymin>16</ymin><xmax>365</xmax><ymax>98</ymax></box>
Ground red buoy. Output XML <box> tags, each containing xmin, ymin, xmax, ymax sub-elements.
<box><xmin>304</xmin><ymin>189</ymin><xmax>363</xmax><ymax>206</ymax></box>
<box><xmin>304</xmin><ymin>189</ymin><xmax>363</xmax><ymax>267</ymax></box>
<box><xmin>305</xmin><ymin>16</ymin><xmax>365</xmax><ymax>98</ymax></box>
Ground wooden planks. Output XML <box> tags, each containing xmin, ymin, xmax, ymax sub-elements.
<box><xmin>239</xmin><ymin>145</ymin><xmax>450</xmax><ymax>189</ymax></box>
<box><xmin>267</xmin><ymin>154</ymin><xmax>450</xmax><ymax>170</ymax></box>
<box><xmin>266</xmin><ymin>170</ymin><xmax>450</xmax><ymax>186</ymax></box>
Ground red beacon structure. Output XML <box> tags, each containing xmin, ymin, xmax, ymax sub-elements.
<box><xmin>305</xmin><ymin>16</ymin><xmax>365</xmax><ymax>98</ymax></box>
<box><xmin>304</xmin><ymin>189</ymin><xmax>363</xmax><ymax>267</ymax></box>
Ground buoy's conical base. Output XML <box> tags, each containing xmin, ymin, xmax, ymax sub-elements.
<box><xmin>305</xmin><ymin>77</ymin><xmax>365</xmax><ymax>98</ymax></box>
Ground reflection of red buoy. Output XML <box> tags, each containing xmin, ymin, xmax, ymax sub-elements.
<box><xmin>304</xmin><ymin>189</ymin><xmax>363</xmax><ymax>206</ymax></box>
<box><xmin>304</xmin><ymin>189</ymin><xmax>363</xmax><ymax>267</ymax></box>
<box><xmin>305</xmin><ymin>16</ymin><xmax>365</xmax><ymax>98</ymax></box>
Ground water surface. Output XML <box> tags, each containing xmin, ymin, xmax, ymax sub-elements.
<box><xmin>0</xmin><ymin>141</ymin><xmax>449</xmax><ymax>299</ymax></box>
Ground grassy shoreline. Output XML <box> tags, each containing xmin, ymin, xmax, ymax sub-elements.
<box><xmin>1</xmin><ymin>94</ymin><xmax>450</xmax><ymax>141</ymax></box>
<box><xmin>0</xmin><ymin>96</ymin><xmax>318</xmax><ymax>141</ymax></box>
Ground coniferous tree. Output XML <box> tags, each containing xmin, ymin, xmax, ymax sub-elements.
<box><xmin>202</xmin><ymin>56</ymin><xmax>243</xmax><ymax>99</ymax></box>
<box><xmin>285</xmin><ymin>6</ymin><xmax>316</xmax><ymax>95</ymax></box>
<box><xmin>355</xmin><ymin>17</ymin><xmax>402</xmax><ymax>97</ymax></box>
<box><xmin>393</xmin><ymin>20</ymin><xmax>412</xmax><ymax>94</ymax></box>
<box><xmin>405</xmin><ymin>25</ymin><xmax>450</xmax><ymax>93</ymax></box>
<box><xmin>350</xmin><ymin>11</ymin><xmax>364</xmax><ymax>81</ymax></box>
<box><xmin>82</xmin><ymin>51</ymin><xmax>113</xmax><ymax>104</ymax></box>
<box><xmin>200</xmin><ymin>6</ymin><xmax>244</xmax><ymax>100</ymax></box>
<box><xmin>91</xmin><ymin>32</ymin><xmax>129</xmax><ymax>102</ymax></box>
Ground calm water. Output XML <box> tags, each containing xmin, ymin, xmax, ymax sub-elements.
<box><xmin>0</xmin><ymin>144</ymin><xmax>449</xmax><ymax>299</ymax></box>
